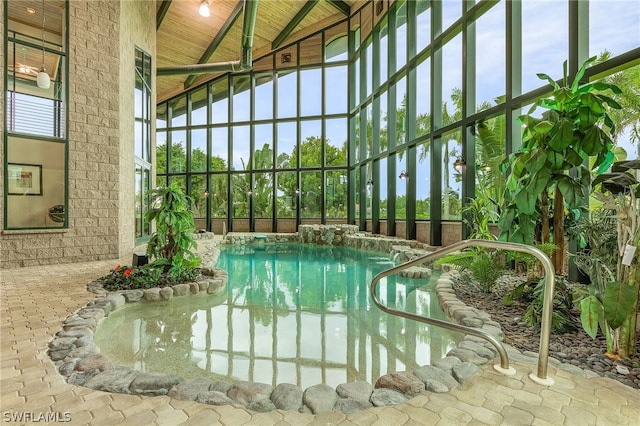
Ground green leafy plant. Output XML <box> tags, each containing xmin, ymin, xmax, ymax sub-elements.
<box><xmin>145</xmin><ymin>182</ymin><xmax>201</xmax><ymax>274</ymax></box>
<box><xmin>99</xmin><ymin>264</ymin><xmax>162</xmax><ymax>291</ymax></box>
<box><xmin>498</xmin><ymin>56</ymin><xmax>622</xmax><ymax>274</ymax></box>
<box><xmin>574</xmin><ymin>160</ymin><xmax>640</xmax><ymax>358</ymax></box>
<box><xmin>507</xmin><ymin>243</ymin><xmax>558</xmax><ymax>281</ymax></box>
<box><xmin>503</xmin><ymin>276</ymin><xmax>576</xmax><ymax>333</ymax></box>
<box><xmin>463</xmin><ymin>196</ymin><xmax>499</xmax><ymax>241</ymax></box>
<box><xmin>436</xmin><ymin>249</ymin><xmax>504</xmax><ymax>293</ymax></box>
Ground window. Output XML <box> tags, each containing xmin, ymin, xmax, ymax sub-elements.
<box><xmin>5</xmin><ymin>1</ymin><xmax>68</xmax><ymax>230</ymax></box>
<box><xmin>134</xmin><ymin>47</ymin><xmax>152</xmax><ymax>241</ymax></box>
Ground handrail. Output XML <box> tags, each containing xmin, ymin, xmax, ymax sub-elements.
<box><xmin>370</xmin><ymin>239</ymin><xmax>556</xmax><ymax>385</ymax></box>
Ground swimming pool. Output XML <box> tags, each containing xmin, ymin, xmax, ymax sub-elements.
<box><xmin>94</xmin><ymin>244</ymin><xmax>463</xmax><ymax>389</ymax></box>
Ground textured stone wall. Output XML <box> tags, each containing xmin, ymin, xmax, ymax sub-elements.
<box><xmin>298</xmin><ymin>224</ymin><xmax>359</xmax><ymax>245</ymax></box>
<box><xmin>0</xmin><ymin>1</ymin><xmax>155</xmax><ymax>269</ymax></box>
<box><xmin>118</xmin><ymin>1</ymin><xmax>156</xmax><ymax>255</ymax></box>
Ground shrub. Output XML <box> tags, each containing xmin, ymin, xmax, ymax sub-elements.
<box><xmin>436</xmin><ymin>249</ymin><xmax>504</xmax><ymax>293</ymax></box>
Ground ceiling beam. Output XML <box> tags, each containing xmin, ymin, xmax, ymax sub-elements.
<box><xmin>271</xmin><ymin>0</ymin><xmax>319</xmax><ymax>50</ymax></box>
<box><xmin>326</xmin><ymin>0</ymin><xmax>350</xmax><ymax>16</ymax></box>
<box><xmin>183</xmin><ymin>1</ymin><xmax>245</xmax><ymax>89</ymax></box>
<box><xmin>156</xmin><ymin>0</ymin><xmax>172</xmax><ymax>31</ymax></box>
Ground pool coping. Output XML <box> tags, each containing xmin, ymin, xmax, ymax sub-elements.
<box><xmin>47</xmin><ymin>231</ymin><xmax>522</xmax><ymax>414</ymax></box>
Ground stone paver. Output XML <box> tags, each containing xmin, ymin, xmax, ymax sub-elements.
<box><xmin>1</xmin><ymin>251</ymin><xmax>640</xmax><ymax>425</ymax></box>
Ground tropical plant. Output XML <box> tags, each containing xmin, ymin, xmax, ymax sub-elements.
<box><xmin>577</xmin><ymin>160</ymin><xmax>640</xmax><ymax>358</ymax></box>
<box><xmin>503</xmin><ymin>276</ymin><xmax>576</xmax><ymax>333</ymax></box>
<box><xmin>435</xmin><ymin>249</ymin><xmax>504</xmax><ymax>293</ymax></box>
<box><xmin>498</xmin><ymin>56</ymin><xmax>622</xmax><ymax>274</ymax></box>
<box><xmin>145</xmin><ymin>182</ymin><xmax>201</xmax><ymax>278</ymax></box>
<box><xmin>463</xmin><ymin>196</ymin><xmax>499</xmax><ymax>241</ymax></box>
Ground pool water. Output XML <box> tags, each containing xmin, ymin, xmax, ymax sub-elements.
<box><xmin>94</xmin><ymin>244</ymin><xmax>463</xmax><ymax>389</ymax></box>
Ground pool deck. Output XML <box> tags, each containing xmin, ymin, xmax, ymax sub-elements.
<box><xmin>1</xmin><ymin>243</ymin><xmax>639</xmax><ymax>425</ymax></box>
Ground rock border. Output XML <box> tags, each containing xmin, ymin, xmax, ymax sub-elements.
<box><xmin>48</xmin><ymin>229</ymin><xmax>545</xmax><ymax>414</ymax></box>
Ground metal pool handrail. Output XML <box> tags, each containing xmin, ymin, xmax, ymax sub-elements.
<box><xmin>370</xmin><ymin>239</ymin><xmax>556</xmax><ymax>385</ymax></box>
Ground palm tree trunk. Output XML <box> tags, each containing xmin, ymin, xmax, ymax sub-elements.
<box><xmin>552</xmin><ymin>189</ymin><xmax>565</xmax><ymax>275</ymax></box>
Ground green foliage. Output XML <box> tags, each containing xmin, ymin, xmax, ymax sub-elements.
<box><xmin>463</xmin><ymin>196</ymin><xmax>498</xmax><ymax>240</ymax></box>
<box><xmin>145</xmin><ymin>182</ymin><xmax>201</xmax><ymax>274</ymax></box>
<box><xmin>503</xmin><ymin>276</ymin><xmax>576</xmax><ymax>333</ymax></box>
<box><xmin>507</xmin><ymin>243</ymin><xmax>558</xmax><ymax>279</ymax></box>
<box><xmin>499</xmin><ymin>57</ymin><xmax>622</xmax><ymax>249</ymax></box>
<box><xmin>435</xmin><ymin>251</ymin><xmax>476</xmax><ymax>271</ymax></box>
<box><xmin>98</xmin><ymin>263</ymin><xmax>200</xmax><ymax>291</ymax></box>
<box><xmin>468</xmin><ymin>253</ymin><xmax>504</xmax><ymax>293</ymax></box>
<box><xmin>99</xmin><ymin>183</ymin><xmax>202</xmax><ymax>291</ymax></box>
<box><xmin>436</xmin><ymin>249</ymin><xmax>504</xmax><ymax>293</ymax></box>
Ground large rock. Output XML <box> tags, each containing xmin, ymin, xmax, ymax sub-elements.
<box><xmin>171</xmin><ymin>284</ymin><xmax>190</xmax><ymax>297</ymax></box>
<box><xmin>374</xmin><ymin>371</ymin><xmax>425</xmax><ymax>396</ymax></box>
<box><xmin>67</xmin><ymin>370</ymin><xmax>100</xmax><ymax>386</ymax></box>
<box><xmin>413</xmin><ymin>365</ymin><xmax>459</xmax><ymax>391</ymax></box>
<box><xmin>452</xmin><ymin>362</ymin><xmax>479</xmax><ymax>383</ymax></box>
<box><xmin>303</xmin><ymin>384</ymin><xmax>338</xmax><ymax>414</ymax></box>
<box><xmin>447</xmin><ymin>348</ymin><xmax>489</xmax><ymax>365</ymax></box>
<box><xmin>270</xmin><ymin>383</ymin><xmax>303</xmax><ymax>411</ymax></box>
<box><xmin>84</xmin><ymin>367</ymin><xmax>138</xmax><ymax>394</ymax></box>
<box><xmin>121</xmin><ymin>290</ymin><xmax>143</xmax><ymax>303</ymax></box>
<box><xmin>370</xmin><ymin>388</ymin><xmax>408</xmax><ymax>406</ymax></box>
<box><xmin>49</xmin><ymin>337</ymin><xmax>77</xmax><ymax>352</ymax></box>
<box><xmin>336</xmin><ymin>381</ymin><xmax>373</xmax><ymax>402</ymax></box>
<box><xmin>143</xmin><ymin>288</ymin><xmax>161</xmax><ymax>302</ymax></box>
<box><xmin>458</xmin><ymin>340</ymin><xmax>497</xmax><ymax>360</ymax></box>
<box><xmin>432</xmin><ymin>356</ymin><xmax>462</xmax><ymax>373</ymax></box>
<box><xmin>57</xmin><ymin>327</ymin><xmax>93</xmax><ymax>339</ymax></box>
<box><xmin>129</xmin><ymin>373</ymin><xmax>184</xmax><ymax>396</ymax></box>
<box><xmin>195</xmin><ymin>391</ymin><xmax>234</xmax><ymax>406</ymax></box>
<box><xmin>159</xmin><ymin>287</ymin><xmax>173</xmax><ymax>300</ymax></box>
<box><xmin>75</xmin><ymin>354</ymin><xmax>112</xmax><ymax>372</ymax></box>
<box><xmin>168</xmin><ymin>378</ymin><xmax>215</xmax><ymax>400</ymax></box>
<box><xmin>333</xmin><ymin>398</ymin><xmax>373</xmax><ymax>413</ymax></box>
<box><xmin>227</xmin><ymin>381</ymin><xmax>273</xmax><ymax>406</ymax></box>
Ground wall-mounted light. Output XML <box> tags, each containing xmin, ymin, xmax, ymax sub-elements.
<box><xmin>199</xmin><ymin>0</ymin><xmax>211</xmax><ymax>17</ymax></box>
<box><xmin>399</xmin><ymin>170</ymin><xmax>409</xmax><ymax>180</ymax></box>
<box><xmin>294</xmin><ymin>188</ymin><xmax>300</xmax><ymax>196</ymax></box>
<box><xmin>36</xmin><ymin>0</ymin><xmax>50</xmax><ymax>89</ymax></box>
<box><xmin>366</xmin><ymin>179</ymin><xmax>374</xmax><ymax>189</ymax></box>
<box><xmin>204</xmin><ymin>190</ymin><xmax>210</xmax><ymax>198</ymax></box>
<box><xmin>247</xmin><ymin>188</ymin><xmax>253</xmax><ymax>197</ymax></box>
<box><xmin>453</xmin><ymin>156</ymin><xmax>466</xmax><ymax>172</ymax></box>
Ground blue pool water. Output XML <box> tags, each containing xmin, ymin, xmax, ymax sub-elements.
<box><xmin>94</xmin><ymin>244</ymin><xmax>463</xmax><ymax>389</ymax></box>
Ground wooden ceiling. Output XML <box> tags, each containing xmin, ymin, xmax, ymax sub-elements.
<box><xmin>156</xmin><ymin>0</ymin><xmax>358</xmax><ymax>102</ymax></box>
<box><xmin>7</xmin><ymin>0</ymin><xmax>362</xmax><ymax>102</ymax></box>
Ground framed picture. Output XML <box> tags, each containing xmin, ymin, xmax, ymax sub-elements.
<box><xmin>7</xmin><ymin>163</ymin><xmax>43</xmax><ymax>196</ymax></box>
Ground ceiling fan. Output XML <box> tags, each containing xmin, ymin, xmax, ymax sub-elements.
<box><xmin>10</xmin><ymin>47</ymin><xmax>40</xmax><ymax>76</ymax></box>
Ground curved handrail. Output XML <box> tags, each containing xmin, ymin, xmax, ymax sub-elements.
<box><xmin>370</xmin><ymin>239</ymin><xmax>555</xmax><ymax>384</ymax></box>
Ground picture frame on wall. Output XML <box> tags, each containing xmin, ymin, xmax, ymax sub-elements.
<box><xmin>7</xmin><ymin>163</ymin><xmax>43</xmax><ymax>196</ymax></box>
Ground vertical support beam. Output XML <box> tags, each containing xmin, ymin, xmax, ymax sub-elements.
<box><xmin>430</xmin><ymin>0</ymin><xmax>443</xmax><ymax>246</ymax></box>
<box><xmin>461</xmin><ymin>2</ymin><xmax>476</xmax><ymax>240</ymax></box>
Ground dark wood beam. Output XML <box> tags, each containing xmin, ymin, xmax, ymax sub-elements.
<box><xmin>156</xmin><ymin>0</ymin><xmax>172</xmax><ymax>31</ymax></box>
<box><xmin>271</xmin><ymin>0</ymin><xmax>319</xmax><ymax>50</ymax></box>
<box><xmin>326</xmin><ymin>0</ymin><xmax>350</xmax><ymax>16</ymax></box>
<box><xmin>183</xmin><ymin>1</ymin><xmax>245</xmax><ymax>89</ymax></box>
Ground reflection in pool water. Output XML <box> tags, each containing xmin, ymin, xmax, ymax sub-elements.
<box><xmin>94</xmin><ymin>244</ymin><xmax>463</xmax><ymax>389</ymax></box>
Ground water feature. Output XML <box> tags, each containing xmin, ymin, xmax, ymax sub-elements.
<box><xmin>94</xmin><ymin>244</ymin><xmax>463</xmax><ymax>389</ymax></box>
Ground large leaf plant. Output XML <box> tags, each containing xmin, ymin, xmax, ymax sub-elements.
<box><xmin>146</xmin><ymin>182</ymin><xmax>201</xmax><ymax>280</ymax></box>
<box><xmin>499</xmin><ymin>56</ymin><xmax>622</xmax><ymax>274</ymax></box>
<box><xmin>578</xmin><ymin>160</ymin><xmax>640</xmax><ymax>358</ymax></box>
